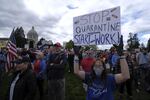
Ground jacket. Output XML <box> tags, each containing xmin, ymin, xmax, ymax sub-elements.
<box><xmin>47</xmin><ymin>52</ymin><xmax>67</xmax><ymax>80</ymax></box>
<box><xmin>6</xmin><ymin>68</ymin><xmax>37</xmax><ymax>100</ymax></box>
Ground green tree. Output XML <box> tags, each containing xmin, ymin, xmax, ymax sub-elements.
<box><xmin>133</xmin><ymin>34</ymin><xmax>140</xmax><ymax>48</ymax></box>
<box><xmin>65</xmin><ymin>40</ymin><xmax>74</xmax><ymax>49</ymax></box>
<box><xmin>65</xmin><ymin>40</ymin><xmax>98</xmax><ymax>51</ymax></box>
<box><xmin>127</xmin><ymin>33</ymin><xmax>140</xmax><ymax>51</ymax></box>
<box><xmin>14</xmin><ymin>27</ymin><xmax>27</xmax><ymax>48</ymax></box>
<box><xmin>84</xmin><ymin>45</ymin><xmax>98</xmax><ymax>50</ymax></box>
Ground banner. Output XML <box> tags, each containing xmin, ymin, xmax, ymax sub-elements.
<box><xmin>73</xmin><ymin>6</ymin><xmax>121</xmax><ymax>45</ymax></box>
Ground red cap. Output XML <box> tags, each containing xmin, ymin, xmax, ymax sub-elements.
<box><xmin>54</xmin><ymin>42</ymin><xmax>62</xmax><ymax>47</ymax></box>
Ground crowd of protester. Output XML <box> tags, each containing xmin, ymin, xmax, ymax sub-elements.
<box><xmin>0</xmin><ymin>43</ymin><xmax>150</xmax><ymax>100</ymax></box>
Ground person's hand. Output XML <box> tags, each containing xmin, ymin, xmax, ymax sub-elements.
<box><xmin>113</xmin><ymin>35</ymin><xmax>124</xmax><ymax>56</ymax></box>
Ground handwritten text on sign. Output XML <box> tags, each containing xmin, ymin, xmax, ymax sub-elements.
<box><xmin>73</xmin><ymin>7</ymin><xmax>120</xmax><ymax>45</ymax></box>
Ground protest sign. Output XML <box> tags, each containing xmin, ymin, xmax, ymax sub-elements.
<box><xmin>73</xmin><ymin>6</ymin><xmax>121</xmax><ymax>45</ymax></box>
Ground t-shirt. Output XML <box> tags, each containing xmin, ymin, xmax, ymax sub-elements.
<box><xmin>85</xmin><ymin>74</ymin><xmax>116</xmax><ymax>100</ymax></box>
<box><xmin>81</xmin><ymin>58</ymin><xmax>95</xmax><ymax>73</ymax></box>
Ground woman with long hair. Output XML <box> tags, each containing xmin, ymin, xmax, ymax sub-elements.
<box><xmin>74</xmin><ymin>54</ymin><xmax>130</xmax><ymax>100</ymax></box>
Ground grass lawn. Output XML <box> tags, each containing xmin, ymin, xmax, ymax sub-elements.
<box><xmin>0</xmin><ymin>71</ymin><xmax>150</xmax><ymax>100</ymax></box>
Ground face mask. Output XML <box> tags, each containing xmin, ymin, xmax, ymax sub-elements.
<box><xmin>94</xmin><ymin>67</ymin><xmax>104</xmax><ymax>77</ymax></box>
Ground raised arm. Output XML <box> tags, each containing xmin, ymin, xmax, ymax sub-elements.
<box><xmin>115</xmin><ymin>56</ymin><xmax>130</xmax><ymax>84</ymax></box>
<box><xmin>74</xmin><ymin>55</ymin><xmax>85</xmax><ymax>80</ymax></box>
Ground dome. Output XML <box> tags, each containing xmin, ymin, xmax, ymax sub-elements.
<box><xmin>27</xmin><ymin>26</ymin><xmax>38</xmax><ymax>42</ymax></box>
<box><xmin>27</xmin><ymin>26</ymin><xmax>38</xmax><ymax>37</ymax></box>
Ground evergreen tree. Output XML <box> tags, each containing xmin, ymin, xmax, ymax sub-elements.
<box><xmin>127</xmin><ymin>33</ymin><xmax>140</xmax><ymax>51</ymax></box>
<box><xmin>14</xmin><ymin>27</ymin><xmax>26</xmax><ymax>48</ymax></box>
<box><xmin>65</xmin><ymin>40</ymin><xmax>74</xmax><ymax>49</ymax></box>
<box><xmin>133</xmin><ymin>34</ymin><xmax>140</xmax><ymax>48</ymax></box>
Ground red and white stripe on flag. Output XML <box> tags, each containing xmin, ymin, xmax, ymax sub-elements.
<box><xmin>6</xmin><ymin>41</ymin><xmax>17</xmax><ymax>71</ymax></box>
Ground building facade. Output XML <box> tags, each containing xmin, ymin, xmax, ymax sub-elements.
<box><xmin>27</xmin><ymin>26</ymin><xmax>38</xmax><ymax>48</ymax></box>
<box><xmin>0</xmin><ymin>38</ymin><xmax>9</xmax><ymax>48</ymax></box>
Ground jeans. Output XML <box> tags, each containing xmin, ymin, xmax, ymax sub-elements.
<box><xmin>48</xmin><ymin>78</ymin><xmax>65</xmax><ymax>100</ymax></box>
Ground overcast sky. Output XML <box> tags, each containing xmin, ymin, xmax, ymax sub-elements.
<box><xmin>0</xmin><ymin>0</ymin><xmax>150</xmax><ymax>49</ymax></box>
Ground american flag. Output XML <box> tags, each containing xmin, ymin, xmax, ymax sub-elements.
<box><xmin>6</xmin><ymin>28</ymin><xmax>17</xmax><ymax>71</ymax></box>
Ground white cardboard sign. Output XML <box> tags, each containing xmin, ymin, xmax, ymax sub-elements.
<box><xmin>73</xmin><ymin>6</ymin><xmax>121</xmax><ymax>45</ymax></box>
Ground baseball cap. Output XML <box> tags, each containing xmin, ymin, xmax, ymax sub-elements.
<box><xmin>54</xmin><ymin>42</ymin><xmax>62</xmax><ymax>47</ymax></box>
